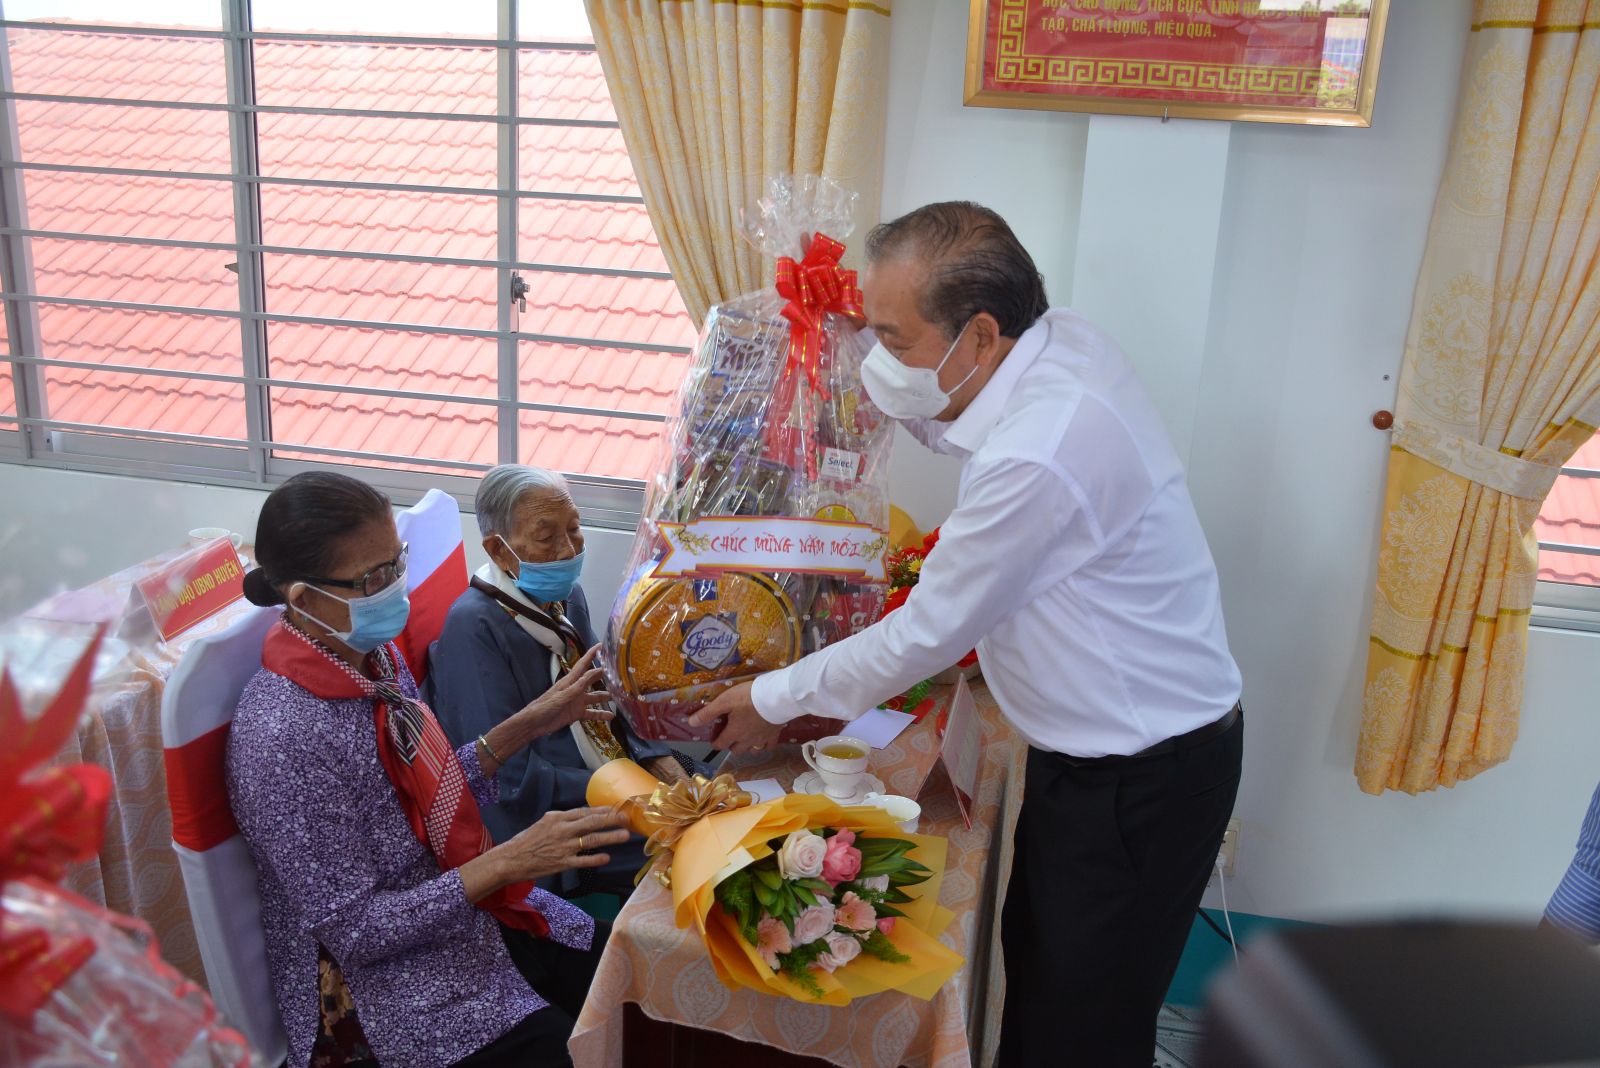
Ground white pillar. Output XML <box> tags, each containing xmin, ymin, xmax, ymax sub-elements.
<box><xmin>1070</xmin><ymin>114</ymin><xmax>1231</xmax><ymax>466</ymax></box>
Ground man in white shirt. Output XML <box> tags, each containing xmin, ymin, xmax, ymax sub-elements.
<box><xmin>690</xmin><ymin>201</ymin><xmax>1243</xmax><ymax>1066</ymax></box>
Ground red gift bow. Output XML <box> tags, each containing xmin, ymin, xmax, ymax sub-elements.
<box><xmin>774</xmin><ymin>232</ymin><xmax>865</xmax><ymax>402</ymax></box>
<box><xmin>0</xmin><ymin>629</ymin><xmax>111</xmax><ymax>1020</ymax></box>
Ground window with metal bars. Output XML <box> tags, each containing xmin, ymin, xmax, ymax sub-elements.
<box><xmin>0</xmin><ymin>0</ymin><xmax>693</xmax><ymax>528</ymax></box>
<box><xmin>1536</xmin><ymin>440</ymin><xmax>1600</xmax><ymax>629</ymax></box>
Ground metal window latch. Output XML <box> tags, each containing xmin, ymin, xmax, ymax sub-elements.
<box><xmin>510</xmin><ymin>273</ymin><xmax>529</xmax><ymax>312</ymax></box>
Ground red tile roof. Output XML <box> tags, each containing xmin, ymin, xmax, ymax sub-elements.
<box><xmin>1537</xmin><ymin>433</ymin><xmax>1600</xmax><ymax>586</ymax></box>
<box><xmin>3</xmin><ymin>26</ymin><xmax>1596</xmax><ymax>586</ymax></box>
<box><xmin>3</xmin><ymin>25</ymin><xmax>694</xmax><ymax>481</ymax></box>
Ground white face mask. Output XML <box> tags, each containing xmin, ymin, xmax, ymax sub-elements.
<box><xmin>860</xmin><ymin>319</ymin><xmax>978</xmax><ymax>420</ymax></box>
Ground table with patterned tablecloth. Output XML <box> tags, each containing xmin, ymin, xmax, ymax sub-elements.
<box><xmin>570</xmin><ymin>682</ymin><xmax>1026</xmax><ymax>1068</ymax></box>
<box><xmin>9</xmin><ymin>548</ymin><xmax>257</xmax><ymax>989</ymax></box>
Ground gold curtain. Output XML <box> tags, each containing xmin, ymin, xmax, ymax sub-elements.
<box><xmin>584</xmin><ymin>0</ymin><xmax>893</xmax><ymax>323</ymax></box>
<box><xmin>1359</xmin><ymin>1</ymin><xmax>1600</xmax><ymax>795</ymax></box>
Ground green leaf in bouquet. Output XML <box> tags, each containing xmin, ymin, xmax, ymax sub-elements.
<box><xmin>859</xmin><ymin>852</ymin><xmax>925</xmax><ymax>878</ymax></box>
<box><xmin>793</xmin><ymin>884</ymin><xmax>819</xmax><ymax>908</ymax></box>
<box><xmin>885</xmin><ymin>888</ymin><xmax>913</xmax><ymax>904</ymax></box>
<box><xmin>798</xmin><ymin>878</ymin><xmax>834</xmax><ymax>896</ymax></box>
<box><xmin>854</xmin><ymin>836</ymin><xmax>912</xmax><ymax>858</ymax></box>
<box><xmin>781</xmin><ymin>959</ymin><xmax>827</xmax><ymax>998</ymax></box>
<box><xmin>752</xmin><ymin>878</ymin><xmax>780</xmax><ymax>911</ymax></box>
<box><xmin>861</xmin><ymin>928</ymin><xmax>911</xmax><ymax>964</ymax></box>
<box><xmin>856</xmin><ymin>843</ymin><xmax>918</xmax><ymax>869</ymax></box>
<box><xmin>872</xmin><ymin>902</ymin><xmax>907</xmax><ymax>920</ymax></box>
<box><xmin>717</xmin><ymin>870</ymin><xmax>757</xmax><ymax>925</ymax></box>
<box><xmin>888</xmin><ymin>871</ymin><xmax>932</xmax><ymax>891</ymax></box>
<box><xmin>778</xmin><ymin>939</ymin><xmax>832</xmax><ymax>999</ymax></box>
<box><xmin>841</xmin><ymin>882</ymin><xmax>889</xmax><ymax>904</ymax></box>
<box><xmin>881</xmin><ymin>859</ymin><xmax>931</xmax><ymax>880</ymax></box>
<box><xmin>753</xmin><ymin>866</ymin><xmax>784</xmax><ymax>891</ymax></box>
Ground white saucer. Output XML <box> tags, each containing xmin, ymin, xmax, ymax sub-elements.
<box><xmin>792</xmin><ymin>770</ymin><xmax>884</xmax><ymax>805</ymax></box>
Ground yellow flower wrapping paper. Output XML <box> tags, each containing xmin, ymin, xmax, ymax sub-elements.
<box><xmin>588</xmin><ymin>759</ymin><xmax>963</xmax><ymax>1004</ymax></box>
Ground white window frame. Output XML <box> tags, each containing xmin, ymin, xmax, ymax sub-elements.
<box><xmin>0</xmin><ymin>1</ymin><xmax>680</xmax><ymax>527</ymax></box>
<box><xmin>1534</xmin><ymin>458</ymin><xmax>1600</xmax><ymax>633</ymax></box>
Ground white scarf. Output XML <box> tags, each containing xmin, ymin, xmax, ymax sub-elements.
<box><xmin>474</xmin><ymin>562</ymin><xmax>609</xmax><ymax>771</ymax></box>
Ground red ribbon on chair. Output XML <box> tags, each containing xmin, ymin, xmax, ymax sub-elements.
<box><xmin>0</xmin><ymin>630</ymin><xmax>111</xmax><ymax>1019</ymax></box>
<box><xmin>774</xmin><ymin>232</ymin><xmax>865</xmax><ymax>402</ymax></box>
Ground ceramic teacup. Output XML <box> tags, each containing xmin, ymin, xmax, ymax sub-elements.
<box><xmin>862</xmin><ymin>792</ymin><xmax>921</xmax><ymax>833</ymax></box>
<box><xmin>188</xmin><ymin>526</ymin><xmax>243</xmax><ymax>550</ymax></box>
<box><xmin>800</xmin><ymin>734</ymin><xmax>871</xmax><ymax>800</ymax></box>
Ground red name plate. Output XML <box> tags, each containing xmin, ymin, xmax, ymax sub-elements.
<box><xmin>135</xmin><ymin>538</ymin><xmax>246</xmax><ymax>641</ymax></box>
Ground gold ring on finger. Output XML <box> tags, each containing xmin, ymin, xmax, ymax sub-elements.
<box><xmin>577</xmin><ymin>834</ymin><xmax>586</xmax><ymax>852</ymax></box>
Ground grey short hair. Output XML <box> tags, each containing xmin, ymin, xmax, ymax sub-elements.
<box><xmin>475</xmin><ymin>464</ymin><xmax>571</xmax><ymax>539</ymax></box>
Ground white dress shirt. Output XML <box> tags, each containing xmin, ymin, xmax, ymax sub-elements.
<box><xmin>751</xmin><ymin>308</ymin><xmax>1242</xmax><ymax>757</ymax></box>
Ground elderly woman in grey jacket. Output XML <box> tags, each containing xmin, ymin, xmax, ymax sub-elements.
<box><xmin>428</xmin><ymin>464</ymin><xmax>697</xmax><ymax>895</ymax></box>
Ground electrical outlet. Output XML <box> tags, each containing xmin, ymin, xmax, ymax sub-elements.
<box><xmin>1215</xmin><ymin>818</ymin><xmax>1241</xmax><ymax>879</ymax></box>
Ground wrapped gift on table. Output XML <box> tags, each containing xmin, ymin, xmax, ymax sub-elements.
<box><xmin>603</xmin><ymin>175</ymin><xmax>893</xmax><ymax>743</ymax></box>
<box><xmin>0</xmin><ymin>632</ymin><xmax>257</xmax><ymax>1067</ymax></box>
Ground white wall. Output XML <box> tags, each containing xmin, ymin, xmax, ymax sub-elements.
<box><xmin>3</xmin><ymin>0</ymin><xmax>1597</xmax><ymax>924</ymax></box>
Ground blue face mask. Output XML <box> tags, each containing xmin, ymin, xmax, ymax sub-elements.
<box><xmin>501</xmin><ymin>538</ymin><xmax>584</xmax><ymax>604</ymax></box>
<box><xmin>301</xmin><ymin>576</ymin><xmax>411</xmax><ymax>654</ymax></box>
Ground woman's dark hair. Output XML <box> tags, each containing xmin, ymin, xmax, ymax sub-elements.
<box><xmin>865</xmin><ymin>201</ymin><xmax>1048</xmax><ymax>342</ymax></box>
<box><xmin>243</xmin><ymin>472</ymin><xmax>392</xmax><ymax>607</ymax></box>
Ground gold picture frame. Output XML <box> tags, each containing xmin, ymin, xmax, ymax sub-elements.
<box><xmin>964</xmin><ymin>0</ymin><xmax>1390</xmax><ymax>128</ymax></box>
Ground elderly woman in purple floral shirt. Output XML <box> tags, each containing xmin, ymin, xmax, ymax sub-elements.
<box><xmin>227</xmin><ymin>472</ymin><xmax>632</xmax><ymax>1068</ymax></box>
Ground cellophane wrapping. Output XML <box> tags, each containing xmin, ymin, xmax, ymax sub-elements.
<box><xmin>1</xmin><ymin>879</ymin><xmax>260</xmax><ymax>1067</ymax></box>
<box><xmin>603</xmin><ymin>176</ymin><xmax>892</xmax><ymax>741</ymax></box>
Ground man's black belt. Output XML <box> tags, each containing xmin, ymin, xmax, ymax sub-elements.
<box><xmin>1049</xmin><ymin>702</ymin><xmax>1242</xmax><ymax>768</ymax></box>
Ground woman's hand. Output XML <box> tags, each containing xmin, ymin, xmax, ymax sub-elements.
<box><xmin>486</xmin><ymin>808</ymin><xmax>630</xmax><ymax>895</ymax></box>
<box><xmin>477</xmin><ymin>645</ymin><xmax>615</xmax><ymax>776</ymax></box>
<box><xmin>463</xmin><ymin>806</ymin><xmax>634</xmax><ymax>899</ymax></box>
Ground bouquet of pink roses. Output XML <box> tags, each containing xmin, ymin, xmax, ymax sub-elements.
<box><xmin>588</xmin><ymin>760</ymin><xmax>963</xmax><ymax>1004</ymax></box>
<box><xmin>716</xmin><ymin>826</ymin><xmax>929</xmax><ymax>997</ymax></box>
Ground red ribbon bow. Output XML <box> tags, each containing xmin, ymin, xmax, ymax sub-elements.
<box><xmin>773</xmin><ymin>232</ymin><xmax>865</xmax><ymax>401</ymax></box>
<box><xmin>0</xmin><ymin>629</ymin><xmax>111</xmax><ymax>1020</ymax></box>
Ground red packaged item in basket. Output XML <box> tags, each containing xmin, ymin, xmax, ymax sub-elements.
<box><xmin>0</xmin><ymin>630</ymin><xmax>259</xmax><ymax>1068</ymax></box>
<box><xmin>603</xmin><ymin>176</ymin><xmax>892</xmax><ymax>743</ymax></box>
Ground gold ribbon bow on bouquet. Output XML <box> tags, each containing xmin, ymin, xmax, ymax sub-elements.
<box><xmin>587</xmin><ymin>759</ymin><xmax>755</xmax><ymax>887</ymax></box>
<box><xmin>634</xmin><ymin>775</ymin><xmax>755</xmax><ymax>886</ymax></box>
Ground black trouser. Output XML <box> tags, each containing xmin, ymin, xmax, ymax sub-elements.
<box><xmin>998</xmin><ymin>713</ymin><xmax>1243</xmax><ymax>1068</ymax></box>
<box><xmin>450</xmin><ymin>921</ymin><xmax>612</xmax><ymax>1068</ymax></box>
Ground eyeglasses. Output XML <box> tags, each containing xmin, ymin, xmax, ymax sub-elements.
<box><xmin>305</xmin><ymin>542</ymin><xmax>409</xmax><ymax>597</ymax></box>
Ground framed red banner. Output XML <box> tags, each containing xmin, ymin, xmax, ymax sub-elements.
<box><xmin>965</xmin><ymin>0</ymin><xmax>1389</xmax><ymax>127</ymax></box>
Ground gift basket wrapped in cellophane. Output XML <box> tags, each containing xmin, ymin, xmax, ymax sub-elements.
<box><xmin>603</xmin><ymin>176</ymin><xmax>893</xmax><ymax>742</ymax></box>
<box><xmin>0</xmin><ymin>630</ymin><xmax>260</xmax><ymax>1067</ymax></box>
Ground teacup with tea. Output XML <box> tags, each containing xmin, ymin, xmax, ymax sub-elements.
<box><xmin>800</xmin><ymin>734</ymin><xmax>871</xmax><ymax>801</ymax></box>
